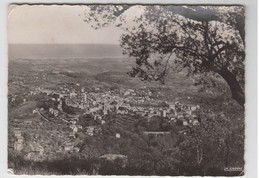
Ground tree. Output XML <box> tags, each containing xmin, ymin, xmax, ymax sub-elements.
<box><xmin>84</xmin><ymin>5</ymin><xmax>245</xmax><ymax>106</ymax></box>
<box><xmin>177</xmin><ymin>110</ymin><xmax>244</xmax><ymax>175</ymax></box>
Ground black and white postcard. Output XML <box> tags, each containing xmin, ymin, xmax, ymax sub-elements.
<box><xmin>5</xmin><ymin>2</ymin><xmax>258</xmax><ymax>177</ymax></box>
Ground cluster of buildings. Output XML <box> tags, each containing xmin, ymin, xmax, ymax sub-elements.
<box><xmin>33</xmin><ymin>84</ymin><xmax>202</xmax><ymax>137</ymax></box>
<box><xmin>44</xmin><ymin>85</ymin><xmax>201</xmax><ymax>125</ymax></box>
<box><xmin>13</xmin><ymin>128</ymin><xmax>44</xmax><ymax>161</ymax></box>
<box><xmin>11</xmin><ymin>82</ymin><xmax>203</xmax><ymax>160</ymax></box>
<box><xmin>25</xmin><ymin>84</ymin><xmax>200</xmax><ymax>124</ymax></box>
<box><xmin>13</xmin><ymin>129</ymin><xmax>24</xmax><ymax>151</ymax></box>
<box><xmin>23</xmin><ymin>142</ymin><xmax>44</xmax><ymax>161</ymax></box>
<box><xmin>63</xmin><ymin>142</ymin><xmax>80</xmax><ymax>153</ymax></box>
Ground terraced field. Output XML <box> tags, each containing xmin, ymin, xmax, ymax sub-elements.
<box><xmin>114</xmin><ymin>116</ymin><xmax>137</xmax><ymax>129</ymax></box>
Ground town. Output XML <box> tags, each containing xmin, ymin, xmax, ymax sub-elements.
<box><xmin>9</xmin><ymin>79</ymin><xmax>202</xmax><ymax>162</ymax></box>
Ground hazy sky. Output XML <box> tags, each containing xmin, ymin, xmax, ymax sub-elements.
<box><xmin>8</xmin><ymin>5</ymin><xmax>126</xmax><ymax>44</ymax></box>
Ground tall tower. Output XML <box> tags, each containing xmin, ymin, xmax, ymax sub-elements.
<box><xmin>82</xmin><ymin>93</ymin><xmax>87</xmax><ymax>102</ymax></box>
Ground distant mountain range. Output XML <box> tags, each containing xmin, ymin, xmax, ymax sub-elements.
<box><xmin>8</xmin><ymin>44</ymin><xmax>126</xmax><ymax>60</ymax></box>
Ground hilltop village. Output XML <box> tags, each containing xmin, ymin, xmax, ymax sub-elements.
<box><xmin>8</xmin><ymin>81</ymin><xmax>203</xmax><ymax>162</ymax></box>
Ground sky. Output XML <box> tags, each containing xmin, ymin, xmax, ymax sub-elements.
<box><xmin>8</xmin><ymin>5</ymin><xmax>126</xmax><ymax>44</ymax></box>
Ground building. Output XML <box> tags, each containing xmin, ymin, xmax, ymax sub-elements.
<box><xmin>69</xmin><ymin>132</ymin><xmax>76</xmax><ymax>139</ymax></box>
<box><xmin>94</xmin><ymin>114</ymin><xmax>102</xmax><ymax>121</ymax></box>
<box><xmin>35</xmin><ymin>145</ymin><xmax>44</xmax><ymax>155</ymax></box>
<box><xmin>16</xmin><ymin>136</ymin><xmax>24</xmax><ymax>143</ymax></box>
<box><xmin>64</xmin><ymin>143</ymin><xmax>74</xmax><ymax>152</ymax></box>
<box><xmin>14</xmin><ymin>142</ymin><xmax>23</xmax><ymax>151</ymax></box>
<box><xmin>124</xmin><ymin>91</ymin><xmax>130</xmax><ymax>96</ymax></box>
<box><xmin>82</xmin><ymin>93</ymin><xmax>87</xmax><ymax>102</ymax></box>
<box><xmin>49</xmin><ymin>108</ymin><xmax>54</xmax><ymax>114</ymax></box>
<box><xmin>69</xmin><ymin>91</ymin><xmax>77</xmax><ymax>98</ymax></box>
<box><xmin>170</xmin><ymin>117</ymin><xmax>177</xmax><ymax>122</ymax></box>
<box><xmin>57</xmin><ymin>101</ymin><xmax>63</xmax><ymax>111</ymax></box>
<box><xmin>160</xmin><ymin>110</ymin><xmax>167</xmax><ymax>117</ymax></box>
<box><xmin>24</xmin><ymin>120</ymin><xmax>32</xmax><ymax>125</ymax></box>
<box><xmin>86</xmin><ymin>126</ymin><xmax>95</xmax><ymax>136</ymax></box>
<box><xmin>192</xmin><ymin>119</ymin><xmax>200</xmax><ymax>125</ymax></box>
<box><xmin>183</xmin><ymin>120</ymin><xmax>188</xmax><ymax>126</ymax></box>
<box><xmin>69</xmin><ymin>125</ymin><xmax>78</xmax><ymax>133</ymax></box>
<box><xmin>73</xmin><ymin>147</ymin><xmax>80</xmax><ymax>153</ymax></box>
<box><xmin>53</xmin><ymin>110</ymin><xmax>59</xmax><ymax>117</ymax></box>
<box><xmin>24</xmin><ymin>152</ymin><xmax>43</xmax><ymax>161</ymax></box>
<box><xmin>100</xmin><ymin>154</ymin><xmax>127</xmax><ymax>161</ymax></box>
<box><xmin>116</xmin><ymin>133</ymin><xmax>120</xmax><ymax>138</ymax></box>
<box><xmin>179</xmin><ymin>129</ymin><xmax>190</xmax><ymax>135</ymax></box>
<box><xmin>142</xmin><ymin>131</ymin><xmax>171</xmax><ymax>136</ymax></box>
<box><xmin>103</xmin><ymin>109</ymin><xmax>108</xmax><ymax>115</ymax></box>
<box><xmin>14</xmin><ymin>130</ymin><xmax>22</xmax><ymax>137</ymax></box>
<box><xmin>99</xmin><ymin>154</ymin><xmax>128</xmax><ymax>167</ymax></box>
<box><xmin>190</xmin><ymin>105</ymin><xmax>197</xmax><ymax>111</ymax></box>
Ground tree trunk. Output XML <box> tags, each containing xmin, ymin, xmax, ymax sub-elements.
<box><xmin>218</xmin><ymin>68</ymin><xmax>245</xmax><ymax>107</ymax></box>
<box><xmin>196</xmin><ymin>146</ymin><xmax>203</xmax><ymax>166</ymax></box>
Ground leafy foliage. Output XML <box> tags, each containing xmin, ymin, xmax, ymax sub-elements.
<box><xmin>84</xmin><ymin>5</ymin><xmax>245</xmax><ymax>106</ymax></box>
